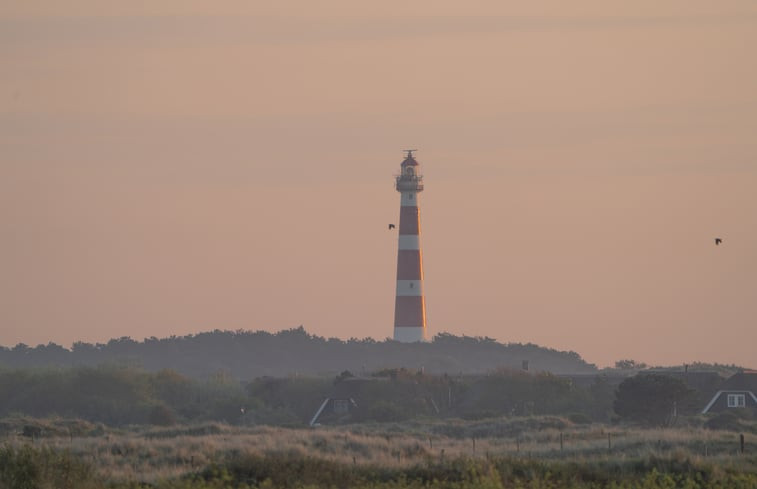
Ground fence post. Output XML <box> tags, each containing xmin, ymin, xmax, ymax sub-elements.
<box><xmin>560</xmin><ymin>432</ymin><xmax>564</xmax><ymax>452</ymax></box>
<box><xmin>740</xmin><ymin>433</ymin><xmax>745</xmax><ymax>454</ymax></box>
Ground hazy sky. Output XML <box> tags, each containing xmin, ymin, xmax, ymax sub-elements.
<box><xmin>2</xmin><ymin>1</ymin><xmax>756</xmax><ymax>368</ymax></box>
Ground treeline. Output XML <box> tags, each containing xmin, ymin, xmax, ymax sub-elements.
<box><xmin>0</xmin><ymin>367</ymin><xmax>248</xmax><ymax>427</ymax></box>
<box><xmin>0</xmin><ymin>327</ymin><xmax>596</xmax><ymax>378</ymax></box>
<box><xmin>0</xmin><ymin>365</ymin><xmax>614</xmax><ymax>428</ymax></box>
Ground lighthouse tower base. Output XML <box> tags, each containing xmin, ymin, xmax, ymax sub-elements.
<box><xmin>393</xmin><ymin>326</ymin><xmax>427</xmax><ymax>343</ymax></box>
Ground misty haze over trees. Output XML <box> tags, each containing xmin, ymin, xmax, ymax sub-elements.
<box><xmin>0</xmin><ymin>327</ymin><xmax>596</xmax><ymax>378</ymax></box>
<box><xmin>0</xmin><ymin>365</ymin><xmax>616</xmax><ymax>428</ymax></box>
<box><xmin>1</xmin><ymin>327</ymin><xmax>751</xmax><ymax>431</ymax></box>
<box><xmin>0</xmin><ymin>363</ymin><xmax>747</xmax><ymax>430</ymax></box>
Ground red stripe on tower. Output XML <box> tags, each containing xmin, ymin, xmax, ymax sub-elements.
<box><xmin>393</xmin><ymin>150</ymin><xmax>428</xmax><ymax>342</ymax></box>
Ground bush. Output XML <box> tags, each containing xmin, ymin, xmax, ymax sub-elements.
<box><xmin>614</xmin><ymin>374</ymin><xmax>693</xmax><ymax>426</ymax></box>
<box><xmin>704</xmin><ymin>411</ymin><xmax>752</xmax><ymax>432</ymax></box>
<box><xmin>149</xmin><ymin>404</ymin><xmax>177</xmax><ymax>426</ymax></box>
<box><xmin>0</xmin><ymin>445</ymin><xmax>97</xmax><ymax>489</ymax></box>
<box><xmin>567</xmin><ymin>412</ymin><xmax>591</xmax><ymax>424</ymax></box>
<box><xmin>363</xmin><ymin>401</ymin><xmax>409</xmax><ymax>422</ymax></box>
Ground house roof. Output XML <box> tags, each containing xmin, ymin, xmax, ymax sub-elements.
<box><xmin>701</xmin><ymin>390</ymin><xmax>757</xmax><ymax>414</ymax></box>
<box><xmin>720</xmin><ymin>371</ymin><xmax>757</xmax><ymax>391</ymax></box>
<box><xmin>331</xmin><ymin>376</ymin><xmax>387</xmax><ymax>397</ymax></box>
<box><xmin>700</xmin><ymin>371</ymin><xmax>757</xmax><ymax>414</ymax></box>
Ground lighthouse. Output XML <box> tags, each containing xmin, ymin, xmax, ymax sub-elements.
<box><xmin>393</xmin><ymin>150</ymin><xmax>428</xmax><ymax>342</ymax></box>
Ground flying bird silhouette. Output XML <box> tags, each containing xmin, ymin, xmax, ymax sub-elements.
<box><xmin>715</xmin><ymin>238</ymin><xmax>722</xmax><ymax>245</ymax></box>
<box><xmin>388</xmin><ymin>224</ymin><xmax>395</xmax><ymax>230</ymax></box>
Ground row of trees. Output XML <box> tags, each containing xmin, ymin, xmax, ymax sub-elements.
<box><xmin>0</xmin><ymin>364</ymin><xmax>715</xmax><ymax>429</ymax></box>
<box><xmin>0</xmin><ymin>366</ymin><xmax>247</xmax><ymax>427</ymax></box>
<box><xmin>0</xmin><ymin>327</ymin><xmax>597</xmax><ymax>378</ymax></box>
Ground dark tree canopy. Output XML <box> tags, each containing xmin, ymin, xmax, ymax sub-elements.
<box><xmin>614</xmin><ymin>373</ymin><xmax>693</xmax><ymax>426</ymax></box>
<box><xmin>614</xmin><ymin>359</ymin><xmax>647</xmax><ymax>370</ymax></box>
<box><xmin>0</xmin><ymin>327</ymin><xmax>597</xmax><ymax>378</ymax></box>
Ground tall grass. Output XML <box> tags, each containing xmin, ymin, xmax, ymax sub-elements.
<box><xmin>0</xmin><ymin>444</ymin><xmax>97</xmax><ymax>489</ymax></box>
<box><xmin>1</xmin><ymin>416</ymin><xmax>755</xmax><ymax>487</ymax></box>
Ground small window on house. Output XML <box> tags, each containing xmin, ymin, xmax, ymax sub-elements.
<box><xmin>333</xmin><ymin>399</ymin><xmax>349</xmax><ymax>414</ymax></box>
<box><xmin>409</xmin><ymin>282</ymin><xmax>414</xmax><ymax>289</ymax></box>
<box><xmin>409</xmin><ymin>193</ymin><xmax>414</xmax><ymax>200</ymax></box>
<box><xmin>727</xmin><ymin>394</ymin><xmax>746</xmax><ymax>408</ymax></box>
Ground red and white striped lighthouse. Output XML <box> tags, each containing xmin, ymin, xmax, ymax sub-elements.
<box><xmin>393</xmin><ymin>150</ymin><xmax>428</xmax><ymax>342</ymax></box>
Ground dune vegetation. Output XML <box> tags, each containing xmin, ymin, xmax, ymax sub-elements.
<box><xmin>2</xmin><ymin>416</ymin><xmax>756</xmax><ymax>488</ymax></box>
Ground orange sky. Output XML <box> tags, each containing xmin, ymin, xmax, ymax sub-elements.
<box><xmin>2</xmin><ymin>1</ymin><xmax>756</xmax><ymax>367</ymax></box>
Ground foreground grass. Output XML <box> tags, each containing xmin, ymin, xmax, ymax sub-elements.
<box><xmin>2</xmin><ymin>445</ymin><xmax>757</xmax><ymax>489</ymax></box>
<box><xmin>1</xmin><ymin>416</ymin><xmax>756</xmax><ymax>488</ymax></box>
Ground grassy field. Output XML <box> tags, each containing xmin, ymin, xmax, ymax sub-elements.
<box><xmin>1</xmin><ymin>416</ymin><xmax>756</xmax><ymax>488</ymax></box>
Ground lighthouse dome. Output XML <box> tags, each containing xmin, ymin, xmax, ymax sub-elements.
<box><xmin>401</xmin><ymin>153</ymin><xmax>419</xmax><ymax>167</ymax></box>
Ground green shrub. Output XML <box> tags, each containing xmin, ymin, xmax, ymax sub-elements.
<box><xmin>149</xmin><ymin>404</ymin><xmax>178</xmax><ymax>426</ymax></box>
<box><xmin>0</xmin><ymin>444</ymin><xmax>97</xmax><ymax>489</ymax></box>
<box><xmin>363</xmin><ymin>401</ymin><xmax>410</xmax><ymax>423</ymax></box>
<box><xmin>567</xmin><ymin>412</ymin><xmax>591</xmax><ymax>424</ymax></box>
<box><xmin>703</xmin><ymin>411</ymin><xmax>757</xmax><ymax>433</ymax></box>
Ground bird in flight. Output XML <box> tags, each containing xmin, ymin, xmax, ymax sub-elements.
<box><xmin>715</xmin><ymin>238</ymin><xmax>722</xmax><ymax>245</ymax></box>
<box><xmin>388</xmin><ymin>224</ymin><xmax>396</xmax><ymax>230</ymax></box>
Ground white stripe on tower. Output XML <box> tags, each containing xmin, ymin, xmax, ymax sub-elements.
<box><xmin>398</xmin><ymin>235</ymin><xmax>420</xmax><ymax>250</ymax></box>
<box><xmin>393</xmin><ymin>150</ymin><xmax>428</xmax><ymax>342</ymax></box>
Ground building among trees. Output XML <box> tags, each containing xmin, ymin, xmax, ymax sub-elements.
<box><xmin>701</xmin><ymin>370</ymin><xmax>757</xmax><ymax>414</ymax></box>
